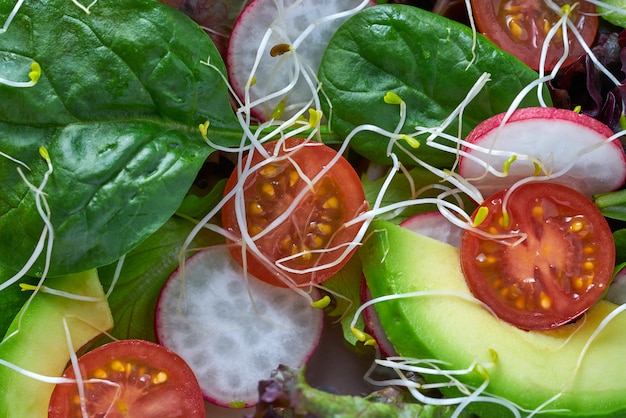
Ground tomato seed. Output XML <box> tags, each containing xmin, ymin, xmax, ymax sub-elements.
<box><xmin>322</xmin><ymin>196</ymin><xmax>339</xmax><ymax>209</ymax></box>
<box><xmin>569</xmin><ymin>219</ymin><xmax>584</xmax><ymax>232</ymax></box>
<box><xmin>289</xmin><ymin>170</ymin><xmax>299</xmax><ymax>187</ymax></box>
<box><xmin>583</xmin><ymin>261</ymin><xmax>594</xmax><ymax>271</ymax></box>
<box><xmin>260</xmin><ymin>164</ymin><xmax>279</xmax><ymax>178</ymax></box>
<box><xmin>93</xmin><ymin>368</ymin><xmax>107</xmax><ymax>379</ymax></box>
<box><xmin>260</xmin><ymin>182</ymin><xmax>275</xmax><ymax>198</ymax></box>
<box><xmin>248</xmin><ymin>202</ymin><xmax>263</xmax><ymax>215</ymax></box>
<box><xmin>316</xmin><ymin>223</ymin><xmax>332</xmax><ymax>235</ymax></box>
<box><xmin>508</xmin><ymin>19</ymin><xmax>525</xmax><ymax>40</ymax></box>
<box><xmin>110</xmin><ymin>360</ymin><xmax>125</xmax><ymax>372</ymax></box>
<box><xmin>539</xmin><ymin>292</ymin><xmax>551</xmax><ymax>310</ymax></box>
<box><xmin>153</xmin><ymin>371</ymin><xmax>168</xmax><ymax>384</ymax></box>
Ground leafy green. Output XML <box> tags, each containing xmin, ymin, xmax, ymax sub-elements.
<box><xmin>247</xmin><ymin>365</ymin><xmax>462</xmax><ymax>418</ymax></box>
<box><xmin>0</xmin><ymin>266</ymin><xmax>38</xmax><ymax>338</ymax></box>
<box><xmin>177</xmin><ymin>178</ymin><xmax>227</xmax><ymax>218</ymax></box>
<box><xmin>97</xmin><ymin>216</ymin><xmax>222</xmax><ymax>342</ymax></box>
<box><xmin>0</xmin><ymin>0</ymin><xmax>241</xmax><ymax>278</ymax></box>
<box><xmin>595</xmin><ymin>189</ymin><xmax>626</xmax><ymax>222</ymax></box>
<box><xmin>321</xmin><ymin>252</ymin><xmax>364</xmax><ymax>346</ymax></box>
<box><xmin>318</xmin><ymin>4</ymin><xmax>551</xmax><ymax>166</ymax></box>
<box><xmin>596</xmin><ymin>0</ymin><xmax>626</xmax><ymax>28</ymax></box>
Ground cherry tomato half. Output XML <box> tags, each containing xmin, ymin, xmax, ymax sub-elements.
<box><xmin>471</xmin><ymin>0</ymin><xmax>598</xmax><ymax>71</ymax></box>
<box><xmin>460</xmin><ymin>182</ymin><xmax>615</xmax><ymax>330</ymax></box>
<box><xmin>222</xmin><ymin>137</ymin><xmax>368</xmax><ymax>287</ymax></box>
<box><xmin>48</xmin><ymin>340</ymin><xmax>205</xmax><ymax>418</ymax></box>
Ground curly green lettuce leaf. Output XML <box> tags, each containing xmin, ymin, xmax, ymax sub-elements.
<box><xmin>247</xmin><ymin>365</ymin><xmax>462</xmax><ymax>418</ymax></box>
<box><xmin>0</xmin><ymin>0</ymin><xmax>241</xmax><ymax>277</ymax></box>
<box><xmin>318</xmin><ymin>4</ymin><xmax>551</xmax><ymax>166</ymax></box>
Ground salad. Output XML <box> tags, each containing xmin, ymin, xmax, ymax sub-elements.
<box><xmin>2</xmin><ymin>0</ymin><xmax>626</xmax><ymax>416</ymax></box>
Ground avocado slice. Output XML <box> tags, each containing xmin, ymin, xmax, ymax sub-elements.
<box><xmin>0</xmin><ymin>270</ymin><xmax>113</xmax><ymax>417</ymax></box>
<box><xmin>361</xmin><ymin>220</ymin><xmax>626</xmax><ymax>417</ymax></box>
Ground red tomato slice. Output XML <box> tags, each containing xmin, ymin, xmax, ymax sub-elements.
<box><xmin>48</xmin><ymin>340</ymin><xmax>205</xmax><ymax>418</ymax></box>
<box><xmin>460</xmin><ymin>182</ymin><xmax>615</xmax><ymax>330</ymax></box>
<box><xmin>471</xmin><ymin>0</ymin><xmax>598</xmax><ymax>71</ymax></box>
<box><xmin>222</xmin><ymin>137</ymin><xmax>368</xmax><ymax>287</ymax></box>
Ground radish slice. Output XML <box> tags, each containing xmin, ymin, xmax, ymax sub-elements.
<box><xmin>226</xmin><ymin>0</ymin><xmax>370</xmax><ymax>121</ymax></box>
<box><xmin>458</xmin><ymin>107</ymin><xmax>626</xmax><ymax>198</ymax></box>
<box><xmin>399</xmin><ymin>211</ymin><xmax>464</xmax><ymax>248</ymax></box>
<box><xmin>155</xmin><ymin>244</ymin><xmax>324</xmax><ymax>408</ymax></box>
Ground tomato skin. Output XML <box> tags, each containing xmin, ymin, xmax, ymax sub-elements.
<box><xmin>222</xmin><ymin>137</ymin><xmax>368</xmax><ymax>287</ymax></box>
<box><xmin>48</xmin><ymin>340</ymin><xmax>205</xmax><ymax>418</ymax></box>
<box><xmin>471</xmin><ymin>0</ymin><xmax>598</xmax><ymax>71</ymax></box>
<box><xmin>460</xmin><ymin>182</ymin><xmax>614</xmax><ymax>330</ymax></box>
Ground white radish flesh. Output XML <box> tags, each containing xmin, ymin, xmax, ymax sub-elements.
<box><xmin>458</xmin><ymin>107</ymin><xmax>626</xmax><ymax>198</ymax></box>
<box><xmin>155</xmin><ymin>244</ymin><xmax>323</xmax><ymax>408</ymax></box>
<box><xmin>226</xmin><ymin>0</ymin><xmax>370</xmax><ymax>121</ymax></box>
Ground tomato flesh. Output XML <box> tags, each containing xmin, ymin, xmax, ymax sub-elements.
<box><xmin>472</xmin><ymin>0</ymin><xmax>598</xmax><ymax>71</ymax></box>
<box><xmin>48</xmin><ymin>340</ymin><xmax>205</xmax><ymax>418</ymax></box>
<box><xmin>222</xmin><ymin>137</ymin><xmax>368</xmax><ymax>287</ymax></box>
<box><xmin>460</xmin><ymin>182</ymin><xmax>615</xmax><ymax>330</ymax></box>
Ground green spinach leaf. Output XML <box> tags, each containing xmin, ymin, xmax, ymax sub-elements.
<box><xmin>318</xmin><ymin>4</ymin><xmax>551</xmax><ymax>166</ymax></box>
<box><xmin>0</xmin><ymin>266</ymin><xmax>38</xmax><ymax>338</ymax></box>
<box><xmin>0</xmin><ymin>0</ymin><xmax>241</xmax><ymax>277</ymax></box>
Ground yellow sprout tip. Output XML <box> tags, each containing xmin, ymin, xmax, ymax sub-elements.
<box><xmin>198</xmin><ymin>120</ymin><xmax>210</xmax><ymax>138</ymax></box>
<box><xmin>620</xmin><ymin>114</ymin><xmax>626</xmax><ymax>131</ymax></box>
<box><xmin>351</xmin><ymin>327</ymin><xmax>370</xmax><ymax>342</ymax></box>
<box><xmin>19</xmin><ymin>283</ymin><xmax>38</xmax><ymax>292</ymax></box>
<box><xmin>502</xmin><ymin>155</ymin><xmax>517</xmax><ymax>175</ymax></box>
<box><xmin>311</xmin><ymin>295</ymin><xmax>331</xmax><ymax>309</ymax></box>
<box><xmin>472</xmin><ymin>206</ymin><xmax>489</xmax><ymax>227</ymax></box>
<box><xmin>351</xmin><ymin>328</ymin><xmax>377</xmax><ymax>347</ymax></box>
<box><xmin>501</xmin><ymin>210</ymin><xmax>510</xmax><ymax>229</ymax></box>
<box><xmin>363</xmin><ymin>338</ymin><xmax>377</xmax><ymax>347</ymax></box>
<box><xmin>39</xmin><ymin>146</ymin><xmax>50</xmax><ymax>162</ymax></box>
<box><xmin>229</xmin><ymin>401</ymin><xmax>246</xmax><ymax>409</ymax></box>
<box><xmin>533</xmin><ymin>162</ymin><xmax>542</xmax><ymax>176</ymax></box>
<box><xmin>400</xmin><ymin>134</ymin><xmax>420</xmax><ymax>149</ymax></box>
<box><xmin>573</xmin><ymin>105</ymin><xmax>582</xmax><ymax>114</ymax></box>
<box><xmin>474</xmin><ymin>363</ymin><xmax>490</xmax><ymax>380</ymax></box>
<box><xmin>383</xmin><ymin>91</ymin><xmax>403</xmax><ymax>105</ymax></box>
<box><xmin>270</xmin><ymin>99</ymin><xmax>286</xmax><ymax>120</ymax></box>
<box><xmin>307</xmin><ymin>108</ymin><xmax>323</xmax><ymax>129</ymax></box>
<box><xmin>28</xmin><ymin>62</ymin><xmax>41</xmax><ymax>84</ymax></box>
<box><xmin>489</xmin><ymin>348</ymin><xmax>499</xmax><ymax>364</ymax></box>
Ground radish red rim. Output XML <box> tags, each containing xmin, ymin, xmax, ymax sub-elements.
<box><xmin>226</xmin><ymin>0</ymin><xmax>371</xmax><ymax>121</ymax></box>
<box><xmin>458</xmin><ymin>107</ymin><xmax>626</xmax><ymax>198</ymax></box>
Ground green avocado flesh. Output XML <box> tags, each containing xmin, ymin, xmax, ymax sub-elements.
<box><xmin>0</xmin><ymin>270</ymin><xmax>113</xmax><ymax>418</ymax></box>
<box><xmin>361</xmin><ymin>220</ymin><xmax>626</xmax><ymax>417</ymax></box>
